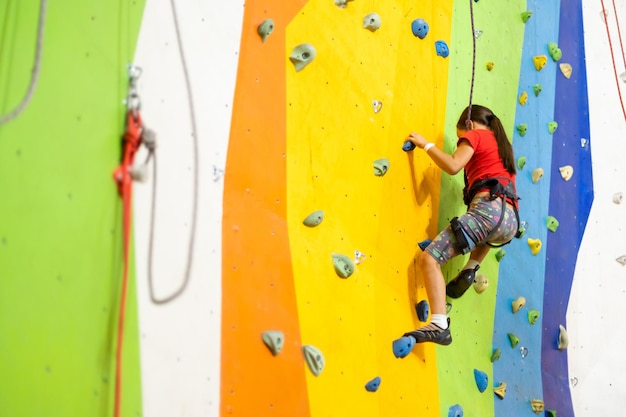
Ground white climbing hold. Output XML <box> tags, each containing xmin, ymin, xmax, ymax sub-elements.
<box><xmin>558</xmin><ymin>324</ymin><xmax>569</xmax><ymax>350</ymax></box>
<box><xmin>616</xmin><ymin>255</ymin><xmax>626</xmax><ymax>266</ymax></box>
<box><xmin>334</xmin><ymin>0</ymin><xmax>354</xmax><ymax>7</ymax></box>
<box><xmin>612</xmin><ymin>192</ymin><xmax>623</xmax><ymax>204</ymax></box>
<box><xmin>354</xmin><ymin>250</ymin><xmax>367</xmax><ymax>265</ymax></box>
<box><xmin>620</xmin><ymin>71</ymin><xmax>626</xmax><ymax>83</ymax></box>
<box><xmin>559</xmin><ymin>165</ymin><xmax>573</xmax><ymax>181</ymax></box>
<box><xmin>512</xmin><ymin>296</ymin><xmax>526</xmax><ymax>313</ymax></box>
<box><xmin>560</xmin><ymin>63</ymin><xmax>572</xmax><ymax>79</ymax></box>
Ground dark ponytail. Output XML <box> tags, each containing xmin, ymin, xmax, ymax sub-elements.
<box><xmin>456</xmin><ymin>105</ymin><xmax>516</xmax><ymax>175</ymax></box>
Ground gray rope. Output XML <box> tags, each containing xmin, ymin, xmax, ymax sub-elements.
<box><xmin>0</xmin><ymin>0</ymin><xmax>47</xmax><ymax>125</ymax></box>
<box><xmin>147</xmin><ymin>0</ymin><xmax>199</xmax><ymax>304</ymax></box>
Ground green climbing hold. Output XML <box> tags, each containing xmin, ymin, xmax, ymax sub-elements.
<box><xmin>302</xmin><ymin>345</ymin><xmax>325</xmax><ymax>376</ymax></box>
<box><xmin>546</xmin><ymin>215</ymin><xmax>559</xmax><ymax>232</ymax></box>
<box><xmin>533</xmin><ymin>83</ymin><xmax>542</xmax><ymax>96</ymax></box>
<box><xmin>261</xmin><ymin>330</ymin><xmax>285</xmax><ymax>356</ymax></box>
<box><xmin>332</xmin><ymin>253</ymin><xmax>355</xmax><ymax>278</ymax></box>
<box><xmin>521</xmin><ymin>11</ymin><xmax>533</xmax><ymax>23</ymax></box>
<box><xmin>548</xmin><ymin>121</ymin><xmax>558</xmax><ymax>134</ymax></box>
<box><xmin>547</xmin><ymin>42</ymin><xmax>562</xmax><ymax>62</ymax></box>
<box><xmin>491</xmin><ymin>348</ymin><xmax>501</xmax><ymax>362</ymax></box>
<box><xmin>546</xmin><ymin>409</ymin><xmax>557</xmax><ymax>417</ymax></box>
<box><xmin>516</xmin><ymin>156</ymin><xmax>527</xmax><ymax>170</ymax></box>
<box><xmin>508</xmin><ymin>332</ymin><xmax>520</xmax><ymax>348</ymax></box>
<box><xmin>373</xmin><ymin>158</ymin><xmax>390</xmax><ymax>176</ymax></box>
<box><xmin>495</xmin><ymin>249</ymin><xmax>506</xmax><ymax>262</ymax></box>
<box><xmin>528</xmin><ymin>309</ymin><xmax>540</xmax><ymax>325</ymax></box>
<box><xmin>516</xmin><ymin>123</ymin><xmax>527</xmax><ymax>136</ymax></box>
<box><xmin>303</xmin><ymin>210</ymin><xmax>324</xmax><ymax>227</ymax></box>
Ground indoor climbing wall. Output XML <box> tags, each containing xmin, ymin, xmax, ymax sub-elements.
<box><xmin>1</xmin><ymin>0</ymin><xmax>625</xmax><ymax>417</ymax></box>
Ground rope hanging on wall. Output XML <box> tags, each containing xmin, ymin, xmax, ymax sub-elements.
<box><xmin>600</xmin><ymin>0</ymin><xmax>626</xmax><ymax>121</ymax></box>
<box><xmin>146</xmin><ymin>0</ymin><xmax>200</xmax><ymax>304</ymax></box>
<box><xmin>0</xmin><ymin>0</ymin><xmax>47</xmax><ymax>125</ymax></box>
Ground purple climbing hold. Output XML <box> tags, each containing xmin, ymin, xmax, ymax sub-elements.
<box><xmin>411</xmin><ymin>18</ymin><xmax>429</xmax><ymax>39</ymax></box>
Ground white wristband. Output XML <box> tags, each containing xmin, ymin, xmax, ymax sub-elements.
<box><xmin>424</xmin><ymin>143</ymin><xmax>434</xmax><ymax>152</ymax></box>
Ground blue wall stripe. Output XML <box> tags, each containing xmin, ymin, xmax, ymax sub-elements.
<box><xmin>541</xmin><ymin>0</ymin><xmax>593</xmax><ymax>414</ymax></box>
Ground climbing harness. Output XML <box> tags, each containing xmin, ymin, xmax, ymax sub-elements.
<box><xmin>451</xmin><ymin>176</ymin><xmax>521</xmax><ymax>254</ymax></box>
<box><xmin>0</xmin><ymin>0</ymin><xmax>47</xmax><ymax>125</ymax></box>
<box><xmin>600</xmin><ymin>0</ymin><xmax>626</xmax><ymax>121</ymax></box>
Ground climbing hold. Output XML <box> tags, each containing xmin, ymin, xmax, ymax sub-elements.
<box><xmin>530</xmin><ymin>399</ymin><xmax>545</xmax><ymax>414</ymax></box>
<box><xmin>519</xmin><ymin>91</ymin><xmax>528</xmax><ymax>106</ymax></box>
<box><xmin>392</xmin><ymin>336</ymin><xmax>415</xmax><ymax>358</ymax></box>
<box><xmin>616</xmin><ymin>255</ymin><xmax>626</xmax><ymax>266</ymax></box>
<box><xmin>533</xmin><ymin>55</ymin><xmax>548</xmax><ymax>71</ymax></box>
<box><xmin>527</xmin><ymin>238</ymin><xmax>542</xmax><ymax>255</ymax></box>
<box><xmin>474</xmin><ymin>29</ymin><xmax>483</xmax><ymax>39</ymax></box>
<box><xmin>531</xmin><ymin>168</ymin><xmax>544</xmax><ymax>184</ymax></box>
<box><xmin>612</xmin><ymin>192</ymin><xmax>623</xmax><ymax>204</ymax></box>
<box><xmin>494</xmin><ymin>382</ymin><xmax>507</xmax><ymax>399</ymax></box>
<box><xmin>490</xmin><ymin>348</ymin><xmax>501</xmax><ymax>362</ymax></box>
<box><xmin>548</xmin><ymin>121</ymin><xmax>558</xmax><ymax>134</ymax></box>
<box><xmin>546</xmin><ymin>410</ymin><xmax>557</xmax><ymax>417</ymax></box>
<box><xmin>580</xmin><ymin>137</ymin><xmax>588</xmax><ymax>148</ymax></box>
<box><xmin>261</xmin><ymin>331</ymin><xmax>285</xmax><ymax>356</ymax></box>
<box><xmin>415</xmin><ymin>300</ymin><xmax>429</xmax><ymax>322</ymax></box>
<box><xmin>558</xmin><ymin>324</ymin><xmax>569</xmax><ymax>350</ymax></box>
<box><xmin>533</xmin><ymin>84</ymin><xmax>542</xmax><ymax>96</ymax></box>
<box><xmin>559</xmin><ymin>165</ymin><xmax>573</xmax><ymax>181</ymax></box>
<box><xmin>521</xmin><ymin>11</ymin><xmax>533</xmax><ymax>23</ymax></box>
<box><xmin>560</xmin><ymin>63</ymin><xmax>572</xmax><ymax>79</ymax></box>
<box><xmin>303</xmin><ymin>210</ymin><xmax>324</xmax><ymax>227</ymax></box>
<box><xmin>448</xmin><ymin>404</ymin><xmax>463</xmax><ymax>417</ymax></box>
<box><xmin>495</xmin><ymin>249</ymin><xmax>506</xmax><ymax>262</ymax></box>
<box><xmin>363</xmin><ymin>13</ymin><xmax>382</xmax><ymax>32</ymax></box>
<box><xmin>517</xmin><ymin>220</ymin><xmax>528</xmax><ymax>237</ymax></box>
<box><xmin>512</xmin><ymin>296</ymin><xmax>526</xmax><ymax>313</ymax></box>
<box><xmin>508</xmin><ymin>333</ymin><xmax>520</xmax><ymax>348</ymax></box>
<box><xmin>411</xmin><ymin>18</ymin><xmax>429</xmax><ymax>39</ymax></box>
<box><xmin>354</xmin><ymin>250</ymin><xmax>367</xmax><ymax>265</ymax></box>
<box><xmin>289</xmin><ymin>44</ymin><xmax>316</xmax><ymax>72</ymax></box>
<box><xmin>528</xmin><ymin>309</ymin><xmax>540</xmax><ymax>325</ymax></box>
<box><xmin>546</xmin><ymin>215</ymin><xmax>559</xmax><ymax>232</ymax></box>
<box><xmin>372</xmin><ymin>100</ymin><xmax>383</xmax><ymax>113</ymax></box>
<box><xmin>473</xmin><ymin>274</ymin><xmax>488</xmax><ymax>294</ymax></box>
<box><xmin>418</xmin><ymin>239</ymin><xmax>432</xmax><ymax>251</ymax></box>
<box><xmin>516</xmin><ymin>156</ymin><xmax>527</xmax><ymax>170</ymax></box>
<box><xmin>486</xmin><ymin>61</ymin><xmax>494</xmax><ymax>71</ymax></box>
<box><xmin>257</xmin><ymin>19</ymin><xmax>275</xmax><ymax>42</ymax></box>
<box><xmin>520</xmin><ymin>346</ymin><xmax>529</xmax><ymax>358</ymax></box>
<box><xmin>365</xmin><ymin>376</ymin><xmax>382</xmax><ymax>392</ymax></box>
<box><xmin>402</xmin><ymin>140</ymin><xmax>416</xmax><ymax>151</ymax></box>
<box><xmin>516</xmin><ymin>123</ymin><xmax>527</xmax><ymax>136</ymax></box>
<box><xmin>332</xmin><ymin>253</ymin><xmax>355</xmax><ymax>278</ymax></box>
<box><xmin>474</xmin><ymin>369</ymin><xmax>488</xmax><ymax>393</ymax></box>
<box><xmin>621</xmin><ymin>71</ymin><xmax>626</xmax><ymax>83</ymax></box>
<box><xmin>302</xmin><ymin>345</ymin><xmax>325</xmax><ymax>376</ymax></box>
<box><xmin>547</xmin><ymin>42</ymin><xmax>562</xmax><ymax>61</ymax></box>
<box><xmin>129</xmin><ymin>163</ymin><xmax>149</xmax><ymax>182</ymax></box>
<box><xmin>334</xmin><ymin>0</ymin><xmax>354</xmax><ymax>7</ymax></box>
<box><xmin>373</xmin><ymin>158</ymin><xmax>390</xmax><ymax>176</ymax></box>
<box><xmin>435</xmin><ymin>40</ymin><xmax>449</xmax><ymax>58</ymax></box>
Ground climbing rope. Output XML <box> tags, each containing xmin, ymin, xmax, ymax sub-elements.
<box><xmin>611</xmin><ymin>0</ymin><xmax>625</xmax><ymax>69</ymax></box>
<box><xmin>0</xmin><ymin>0</ymin><xmax>47</xmax><ymax>125</ymax></box>
<box><xmin>146</xmin><ymin>0</ymin><xmax>199</xmax><ymax>304</ymax></box>
<box><xmin>600</xmin><ymin>0</ymin><xmax>626</xmax><ymax>121</ymax></box>
<box><xmin>466</xmin><ymin>0</ymin><xmax>477</xmax><ymax>128</ymax></box>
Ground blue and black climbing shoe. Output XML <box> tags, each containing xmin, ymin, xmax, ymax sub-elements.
<box><xmin>403</xmin><ymin>319</ymin><xmax>452</xmax><ymax>346</ymax></box>
<box><xmin>446</xmin><ymin>265</ymin><xmax>480</xmax><ymax>299</ymax></box>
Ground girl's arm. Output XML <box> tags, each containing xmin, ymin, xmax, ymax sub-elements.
<box><xmin>405</xmin><ymin>132</ymin><xmax>474</xmax><ymax>175</ymax></box>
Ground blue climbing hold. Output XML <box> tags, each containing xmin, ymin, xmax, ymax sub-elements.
<box><xmin>411</xmin><ymin>18</ymin><xmax>429</xmax><ymax>39</ymax></box>
<box><xmin>392</xmin><ymin>336</ymin><xmax>415</xmax><ymax>358</ymax></box>
<box><xmin>365</xmin><ymin>376</ymin><xmax>382</xmax><ymax>392</ymax></box>
<box><xmin>448</xmin><ymin>404</ymin><xmax>463</xmax><ymax>417</ymax></box>
<box><xmin>402</xmin><ymin>140</ymin><xmax>416</xmax><ymax>151</ymax></box>
<box><xmin>418</xmin><ymin>239</ymin><xmax>432</xmax><ymax>251</ymax></box>
<box><xmin>435</xmin><ymin>40</ymin><xmax>450</xmax><ymax>58</ymax></box>
<box><xmin>473</xmin><ymin>369</ymin><xmax>488</xmax><ymax>393</ymax></box>
<box><xmin>415</xmin><ymin>300</ymin><xmax>429</xmax><ymax>322</ymax></box>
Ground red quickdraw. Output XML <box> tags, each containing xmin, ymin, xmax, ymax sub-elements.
<box><xmin>112</xmin><ymin>110</ymin><xmax>143</xmax><ymax>417</ymax></box>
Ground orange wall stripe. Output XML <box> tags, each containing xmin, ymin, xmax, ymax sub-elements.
<box><xmin>221</xmin><ymin>1</ymin><xmax>310</xmax><ymax>416</ymax></box>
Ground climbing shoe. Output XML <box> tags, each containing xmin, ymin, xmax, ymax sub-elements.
<box><xmin>403</xmin><ymin>319</ymin><xmax>452</xmax><ymax>346</ymax></box>
<box><xmin>446</xmin><ymin>265</ymin><xmax>480</xmax><ymax>299</ymax></box>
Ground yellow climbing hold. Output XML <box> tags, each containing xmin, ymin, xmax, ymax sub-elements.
<box><xmin>528</xmin><ymin>238</ymin><xmax>542</xmax><ymax>255</ymax></box>
<box><xmin>519</xmin><ymin>91</ymin><xmax>528</xmax><ymax>105</ymax></box>
<box><xmin>533</xmin><ymin>55</ymin><xmax>548</xmax><ymax>71</ymax></box>
<box><xmin>530</xmin><ymin>399</ymin><xmax>545</xmax><ymax>414</ymax></box>
<box><xmin>560</xmin><ymin>63</ymin><xmax>572</xmax><ymax>79</ymax></box>
<box><xmin>531</xmin><ymin>167</ymin><xmax>544</xmax><ymax>184</ymax></box>
<box><xmin>559</xmin><ymin>165</ymin><xmax>573</xmax><ymax>181</ymax></box>
<box><xmin>486</xmin><ymin>61</ymin><xmax>495</xmax><ymax>71</ymax></box>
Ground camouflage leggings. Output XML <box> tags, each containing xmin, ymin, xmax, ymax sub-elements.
<box><xmin>425</xmin><ymin>195</ymin><xmax>519</xmax><ymax>265</ymax></box>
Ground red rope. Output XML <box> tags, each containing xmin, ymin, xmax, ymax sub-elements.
<box><xmin>112</xmin><ymin>111</ymin><xmax>143</xmax><ymax>417</ymax></box>
<box><xmin>600</xmin><ymin>0</ymin><xmax>626</xmax><ymax>121</ymax></box>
